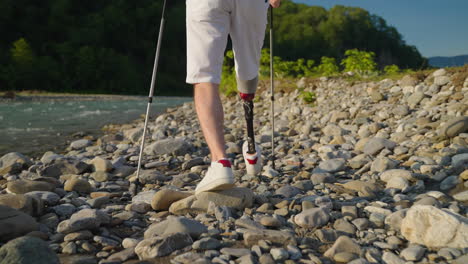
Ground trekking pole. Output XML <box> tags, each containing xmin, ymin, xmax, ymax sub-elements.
<box><xmin>269</xmin><ymin>7</ymin><xmax>276</xmax><ymax>170</ymax></box>
<box><xmin>131</xmin><ymin>0</ymin><xmax>168</xmax><ymax>196</ymax></box>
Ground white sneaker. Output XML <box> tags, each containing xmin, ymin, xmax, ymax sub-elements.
<box><xmin>242</xmin><ymin>141</ymin><xmax>262</xmax><ymax>175</ymax></box>
<box><xmin>195</xmin><ymin>159</ymin><xmax>235</xmax><ymax>195</ymax></box>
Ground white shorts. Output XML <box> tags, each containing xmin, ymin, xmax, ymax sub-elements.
<box><xmin>186</xmin><ymin>0</ymin><xmax>269</xmax><ymax>92</ymax></box>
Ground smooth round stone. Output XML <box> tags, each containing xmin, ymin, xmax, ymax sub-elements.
<box><xmin>128</xmin><ymin>202</ymin><xmax>151</xmax><ymax>213</ymax></box>
<box><xmin>260</xmin><ymin>216</ymin><xmax>282</xmax><ymax>228</ymax></box>
<box><xmin>317</xmin><ymin>158</ymin><xmax>346</xmax><ymax>173</ymax></box>
<box><xmin>294</xmin><ymin>208</ymin><xmax>330</xmax><ymax>228</ymax></box>
<box><xmin>122</xmin><ymin>238</ymin><xmax>141</xmax><ymax>249</ymax></box>
<box><xmin>286</xmin><ymin>245</ymin><xmax>302</xmax><ymax>260</ymax></box>
<box><xmin>0</xmin><ymin>236</ymin><xmax>59</xmax><ymax>264</ymax></box>
<box><xmin>70</xmin><ymin>139</ymin><xmax>92</xmax><ymax>150</ymax></box>
<box><xmin>440</xmin><ymin>176</ymin><xmax>459</xmax><ymax>191</ymax></box>
<box><xmin>87</xmin><ymin>196</ymin><xmax>110</xmax><ymax>208</ymax></box>
<box><xmin>439</xmin><ymin>116</ymin><xmax>468</xmax><ymax>139</ymax></box>
<box><xmin>400</xmin><ymin>245</ymin><xmax>426</xmax><ymax>261</ymax></box>
<box><xmin>220</xmin><ymin>247</ymin><xmax>251</xmax><ymax>257</ymax></box>
<box><xmin>90</xmin><ymin>171</ymin><xmax>110</xmax><ymax>182</ymax></box>
<box><xmin>90</xmin><ymin>192</ymin><xmax>112</xmax><ymax>199</ymax></box>
<box><xmin>24</xmin><ymin>191</ymin><xmax>60</xmax><ymax>206</ymax></box>
<box><xmin>437</xmin><ymin>248</ymin><xmax>461</xmax><ymax>260</ymax></box>
<box><xmin>386</xmin><ymin>177</ymin><xmax>409</xmax><ymax>191</ymax></box>
<box><xmin>64</xmin><ymin>231</ymin><xmax>93</xmax><ymax>242</ymax></box>
<box><xmin>453</xmin><ymin>191</ymin><xmax>468</xmax><ymax>202</ymax></box>
<box><xmin>62</xmin><ymin>242</ymin><xmax>77</xmax><ymax>254</ymax></box>
<box><xmin>90</xmin><ymin>157</ymin><xmax>113</xmax><ymax>172</ymax></box>
<box><xmin>64</xmin><ymin>178</ymin><xmax>92</xmax><ymax>193</ymax></box>
<box><xmin>348</xmin><ymin>258</ymin><xmax>370</xmax><ymax>264</ymax></box>
<box><xmin>52</xmin><ymin>204</ymin><xmax>76</xmax><ymax>217</ymax></box>
<box><xmin>270</xmin><ymin>248</ymin><xmax>289</xmax><ymax>261</ymax></box>
<box><xmin>151</xmin><ymin>189</ymin><xmax>192</xmax><ymax>211</ymax></box>
<box><xmin>386</xmin><ymin>236</ymin><xmax>403</xmax><ymax>246</ymax></box>
<box><xmin>275</xmin><ymin>185</ymin><xmax>302</xmax><ymax>198</ymax></box>
<box><xmin>7</xmin><ymin>180</ymin><xmax>55</xmax><ymax>194</ymax></box>
<box><xmin>334</xmin><ymin>252</ymin><xmax>358</xmax><ymax>263</ymax></box>
<box><xmin>193</xmin><ymin>237</ymin><xmax>221</xmax><ymax>250</ymax></box>
<box><xmin>334</xmin><ymin>218</ymin><xmax>357</xmax><ymax>234</ymax></box>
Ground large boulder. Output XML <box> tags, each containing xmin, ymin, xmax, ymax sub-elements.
<box><xmin>0</xmin><ymin>205</ymin><xmax>39</xmax><ymax>242</ymax></box>
<box><xmin>401</xmin><ymin>205</ymin><xmax>468</xmax><ymax>248</ymax></box>
<box><xmin>0</xmin><ymin>236</ymin><xmax>59</xmax><ymax>264</ymax></box>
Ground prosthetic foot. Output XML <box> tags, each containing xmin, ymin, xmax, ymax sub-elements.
<box><xmin>240</xmin><ymin>92</ymin><xmax>262</xmax><ymax>175</ymax></box>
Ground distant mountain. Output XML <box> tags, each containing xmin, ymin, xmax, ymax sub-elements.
<box><xmin>429</xmin><ymin>55</ymin><xmax>468</xmax><ymax>68</ymax></box>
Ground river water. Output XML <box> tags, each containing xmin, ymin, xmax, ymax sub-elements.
<box><xmin>0</xmin><ymin>96</ymin><xmax>191</xmax><ymax>158</ymax></box>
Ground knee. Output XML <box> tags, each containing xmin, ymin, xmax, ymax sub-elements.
<box><xmin>237</xmin><ymin>76</ymin><xmax>258</xmax><ymax>96</ymax></box>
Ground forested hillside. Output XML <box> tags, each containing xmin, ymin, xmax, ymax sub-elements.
<box><xmin>429</xmin><ymin>55</ymin><xmax>468</xmax><ymax>68</ymax></box>
<box><xmin>0</xmin><ymin>0</ymin><xmax>426</xmax><ymax>95</ymax></box>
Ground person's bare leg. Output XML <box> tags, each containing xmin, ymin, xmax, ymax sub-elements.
<box><xmin>194</xmin><ymin>82</ymin><xmax>226</xmax><ymax>162</ymax></box>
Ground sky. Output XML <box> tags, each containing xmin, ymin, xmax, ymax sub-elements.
<box><xmin>293</xmin><ymin>0</ymin><xmax>468</xmax><ymax>57</ymax></box>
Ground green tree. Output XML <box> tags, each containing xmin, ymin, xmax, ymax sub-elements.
<box><xmin>0</xmin><ymin>0</ymin><xmax>427</xmax><ymax>94</ymax></box>
<box><xmin>7</xmin><ymin>38</ymin><xmax>36</xmax><ymax>91</ymax></box>
<box><xmin>11</xmin><ymin>38</ymin><xmax>34</xmax><ymax>66</ymax></box>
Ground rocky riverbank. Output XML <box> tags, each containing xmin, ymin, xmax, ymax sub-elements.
<box><xmin>1</xmin><ymin>68</ymin><xmax>467</xmax><ymax>264</ymax></box>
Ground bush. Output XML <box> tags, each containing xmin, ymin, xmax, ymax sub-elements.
<box><xmin>341</xmin><ymin>49</ymin><xmax>377</xmax><ymax>76</ymax></box>
<box><xmin>316</xmin><ymin>56</ymin><xmax>339</xmax><ymax>76</ymax></box>
<box><xmin>221</xmin><ymin>49</ymin><xmax>316</xmax><ymax>96</ymax></box>
<box><xmin>384</xmin><ymin>64</ymin><xmax>400</xmax><ymax>75</ymax></box>
<box><xmin>299</xmin><ymin>89</ymin><xmax>317</xmax><ymax>105</ymax></box>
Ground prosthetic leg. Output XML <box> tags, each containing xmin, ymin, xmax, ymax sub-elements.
<box><xmin>240</xmin><ymin>92</ymin><xmax>256</xmax><ymax>153</ymax></box>
<box><xmin>238</xmin><ymin>77</ymin><xmax>262</xmax><ymax>175</ymax></box>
